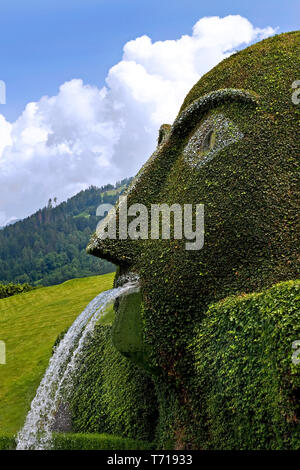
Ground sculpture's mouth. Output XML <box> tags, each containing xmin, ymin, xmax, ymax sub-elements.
<box><xmin>114</xmin><ymin>269</ymin><xmax>141</xmax><ymax>328</ymax></box>
<box><xmin>113</xmin><ymin>269</ymin><xmax>141</xmax><ymax>348</ymax></box>
<box><xmin>111</xmin><ymin>268</ymin><xmax>154</xmax><ymax>371</ymax></box>
<box><xmin>112</xmin><ymin>268</ymin><xmax>158</xmax><ymax>374</ymax></box>
<box><xmin>115</xmin><ymin>269</ymin><xmax>140</xmax><ymax>288</ymax></box>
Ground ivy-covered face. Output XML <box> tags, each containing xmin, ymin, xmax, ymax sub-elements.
<box><xmin>87</xmin><ymin>32</ymin><xmax>299</xmax><ymax>371</ymax></box>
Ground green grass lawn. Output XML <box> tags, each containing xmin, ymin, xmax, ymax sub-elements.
<box><xmin>0</xmin><ymin>273</ymin><xmax>115</xmax><ymax>434</ymax></box>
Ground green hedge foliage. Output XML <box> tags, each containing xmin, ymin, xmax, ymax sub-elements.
<box><xmin>191</xmin><ymin>280</ymin><xmax>300</xmax><ymax>449</ymax></box>
<box><xmin>69</xmin><ymin>324</ymin><xmax>158</xmax><ymax>442</ymax></box>
<box><xmin>0</xmin><ymin>433</ymin><xmax>16</xmax><ymax>450</ymax></box>
<box><xmin>0</xmin><ymin>433</ymin><xmax>153</xmax><ymax>450</ymax></box>
<box><xmin>0</xmin><ymin>282</ymin><xmax>34</xmax><ymax>299</ymax></box>
<box><xmin>52</xmin><ymin>432</ymin><xmax>153</xmax><ymax>450</ymax></box>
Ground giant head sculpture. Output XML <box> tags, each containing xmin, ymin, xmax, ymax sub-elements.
<box><xmin>87</xmin><ymin>32</ymin><xmax>299</xmax><ymax>378</ymax></box>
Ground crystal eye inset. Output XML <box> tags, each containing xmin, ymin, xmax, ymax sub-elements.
<box><xmin>183</xmin><ymin>113</ymin><xmax>243</xmax><ymax>169</ymax></box>
<box><xmin>202</xmin><ymin>129</ymin><xmax>216</xmax><ymax>152</ymax></box>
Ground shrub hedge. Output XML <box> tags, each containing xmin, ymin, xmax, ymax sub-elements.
<box><xmin>0</xmin><ymin>433</ymin><xmax>153</xmax><ymax>450</ymax></box>
<box><xmin>52</xmin><ymin>432</ymin><xmax>153</xmax><ymax>450</ymax></box>
<box><xmin>0</xmin><ymin>433</ymin><xmax>16</xmax><ymax>450</ymax></box>
<box><xmin>69</xmin><ymin>324</ymin><xmax>158</xmax><ymax>442</ymax></box>
<box><xmin>191</xmin><ymin>280</ymin><xmax>300</xmax><ymax>449</ymax></box>
<box><xmin>0</xmin><ymin>282</ymin><xmax>34</xmax><ymax>299</ymax></box>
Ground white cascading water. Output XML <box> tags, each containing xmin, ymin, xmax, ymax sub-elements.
<box><xmin>16</xmin><ymin>281</ymin><xmax>138</xmax><ymax>450</ymax></box>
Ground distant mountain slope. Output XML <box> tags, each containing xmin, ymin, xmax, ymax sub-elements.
<box><xmin>0</xmin><ymin>179</ymin><xmax>132</xmax><ymax>286</ymax></box>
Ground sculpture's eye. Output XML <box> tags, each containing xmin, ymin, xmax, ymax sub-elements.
<box><xmin>202</xmin><ymin>129</ymin><xmax>216</xmax><ymax>152</ymax></box>
<box><xmin>183</xmin><ymin>113</ymin><xmax>243</xmax><ymax>168</ymax></box>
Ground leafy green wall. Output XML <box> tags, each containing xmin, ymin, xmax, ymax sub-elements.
<box><xmin>69</xmin><ymin>323</ymin><xmax>158</xmax><ymax>442</ymax></box>
<box><xmin>0</xmin><ymin>432</ymin><xmax>154</xmax><ymax>450</ymax></box>
<box><xmin>191</xmin><ymin>280</ymin><xmax>300</xmax><ymax>449</ymax></box>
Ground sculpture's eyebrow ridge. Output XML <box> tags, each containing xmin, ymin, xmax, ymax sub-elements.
<box><xmin>171</xmin><ymin>88</ymin><xmax>259</xmax><ymax>139</ymax></box>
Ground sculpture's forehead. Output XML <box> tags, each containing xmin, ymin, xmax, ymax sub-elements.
<box><xmin>179</xmin><ymin>31</ymin><xmax>300</xmax><ymax>115</ymax></box>
<box><xmin>130</xmin><ymin>31</ymin><xmax>300</xmax><ymax>193</ymax></box>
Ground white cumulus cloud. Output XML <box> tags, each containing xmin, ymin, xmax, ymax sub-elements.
<box><xmin>0</xmin><ymin>15</ymin><xmax>276</xmax><ymax>225</ymax></box>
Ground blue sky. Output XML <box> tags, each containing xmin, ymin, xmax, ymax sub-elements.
<box><xmin>0</xmin><ymin>1</ymin><xmax>298</xmax><ymax>224</ymax></box>
<box><xmin>0</xmin><ymin>0</ymin><xmax>298</xmax><ymax>121</ymax></box>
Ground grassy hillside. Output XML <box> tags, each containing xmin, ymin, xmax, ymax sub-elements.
<box><xmin>0</xmin><ymin>273</ymin><xmax>114</xmax><ymax>434</ymax></box>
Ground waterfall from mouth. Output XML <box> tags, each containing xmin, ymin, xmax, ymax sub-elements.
<box><xmin>16</xmin><ymin>282</ymin><xmax>138</xmax><ymax>450</ymax></box>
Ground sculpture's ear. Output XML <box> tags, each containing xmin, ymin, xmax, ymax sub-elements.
<box><xmin>157</xmin><ymin>124</ymin><xmax>171</xmax><ymax>147</ymax></box>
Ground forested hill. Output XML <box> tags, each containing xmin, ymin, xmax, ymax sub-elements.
<box><xmin>0</xmin><ymin>178</ymin><xmax>132</xmax><ymax>286</ymax></box>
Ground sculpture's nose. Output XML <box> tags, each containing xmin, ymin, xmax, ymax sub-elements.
<box><xmin>87</xmin><ymin>189</ymin><xmax>145</xmax><ymax>267</ymax></box>
<box><xmin>87</xmin><ymin>123</ymin><xmax>172</xmax><ymax>267</ymax></box>
<box><xmin>87</xmin><ymin>234</ymin><xmax>133</xmax><ymax>267</ymax></box>
<box><xmin>86</xmin><ymin>207</ymin><xmax>137</xmax><ymax>267</ymax></box>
